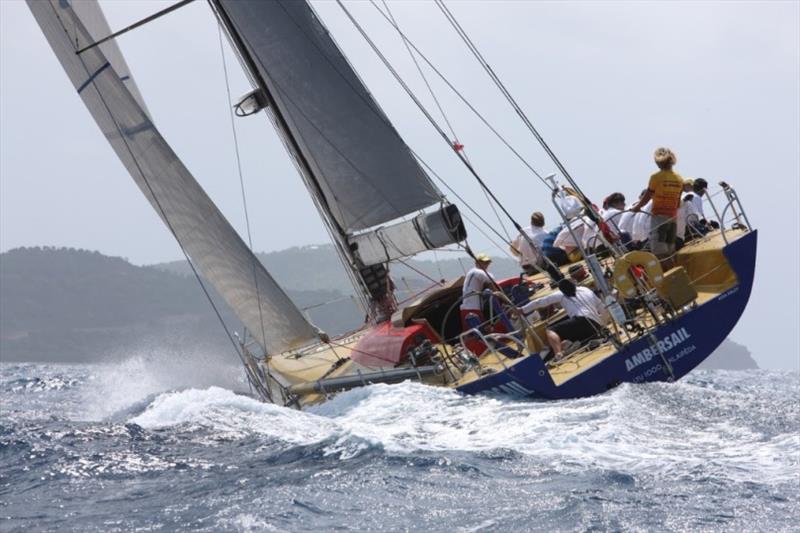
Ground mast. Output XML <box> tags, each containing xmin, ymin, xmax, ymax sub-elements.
<box><xmin>209</xmin><ymin>0</ymin><xmax>373</xmax><ymax>313</ymax></box>
<box><xmin>209</xmin><ymin>0</ymin><xmax>466</xmax><ymax>322</ymax></box>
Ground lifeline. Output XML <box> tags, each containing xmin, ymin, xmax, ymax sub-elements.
<box><xmin>625</xmin><ymin>327</ymin><xmax>692</xmax><ymax>371</ymax></box>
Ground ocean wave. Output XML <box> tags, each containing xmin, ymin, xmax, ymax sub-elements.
<box><xmin>124</xmin><ymin>377</ymin><xmax>799</xmax><ymax>484</ymax></box>
<box><xmin>6</xmin><ymin>375</ymin><xmax>81</xmax><ymax>393</ymax></box>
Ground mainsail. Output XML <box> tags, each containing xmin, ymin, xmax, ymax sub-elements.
<box><xmin>27</xmin><ymin>0</ymin><xmax>320</xmax><ymax>355</ymax></box>
<box><xmin>211</xmin><ymin>0</ymin><xmax>465</xmax><ymax>279</ymax></box>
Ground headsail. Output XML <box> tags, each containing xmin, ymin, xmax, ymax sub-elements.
<box><xmin>69</xmin><ymin>0</ymin><xmax>150</xmax><ymax>117</ymax></box>
<box><xmin>27</xmin><ymin>0</ymin><xmax>320</xmax><ymax>354</ymax></box>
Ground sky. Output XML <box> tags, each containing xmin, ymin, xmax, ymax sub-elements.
<box><xmin>1</xmin><ymin>0</ymin><xmax>798</xmax><ymax>369</ymax></box>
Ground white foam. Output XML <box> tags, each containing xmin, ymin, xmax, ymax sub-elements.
<box><xmin>126</xmin><ymin>377</ymin><xmax>799</xmax><ymax>484</ymax></box>
<box><xmin>130</xmin><ymin>386</ymin><xmax>336</xmax><ymax>445</ymax></box>
<box><xmin>80</xmin><ymin>347</ymin><xmax>247</xmax><ymax>420</ymax></box>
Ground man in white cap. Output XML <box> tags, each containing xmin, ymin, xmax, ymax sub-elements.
<box><xmin>460</xmin><ymin>253</ymin><xmax>495</xmax><ymax>351</ymax></box>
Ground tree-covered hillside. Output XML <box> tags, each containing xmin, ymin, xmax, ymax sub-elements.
<box><xmin>0</xmin><ymin>246</ymin><xmax>758</xmax><ymax>370</ymax></box>
<box><xmin>155</xmin><ymin>244</ymin><xmax>522</xmax><ymax>295</ymax></box>
<box><xmin>0</xmin><ymin>247</ymin><xmax>363</xmax><ymax>362</ymax></box>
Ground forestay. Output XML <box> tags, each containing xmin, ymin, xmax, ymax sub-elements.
<box><xmin>28</xmin><ymin>0</ymin><xmax>320</xmax><ymax>354</ymax></box>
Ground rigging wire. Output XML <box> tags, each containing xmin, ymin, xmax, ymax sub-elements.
<box><xmin>376</xmin><ymin>0</ymin><xmax>512</xmax><ymax>244</ymax></box>
<box><xmin>351</xmin><ymin>0</ymin><xmax>564</xmax><ymax>276</ymax></box>
<box><xmin>394</xmin><ymin>257</ymin><xmax>444</xmax><ymax>286</ymax></box>
<box><xmin>216</xmin><ymin>24</ymin><xmax>270</xmax><ymax>360</ymax></box>
<box><xmin>364</xmin><ymin>0</ymin><xmax>550</xmax><ymax>188</ymax></box>
<box><xmin>55</xmin><ymin>1</ymin><xmax>249</xmax><ymax>391</ymax></box>
<box><xmin>434</xmin><ymin>0</ymin><xmax>591</xmax><ymax>205</ymax></box>
<box><xmin>336</xmin><ymin>0</ymin><xmax>550</xmax><ymax>273</ymax></box>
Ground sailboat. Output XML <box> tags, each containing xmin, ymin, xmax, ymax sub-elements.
<box><xmin>28</xmin><ymin>0</ymin><xmax>757</xmax><ymax>409</ymax></box>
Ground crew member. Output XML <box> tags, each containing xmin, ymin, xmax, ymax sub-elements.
<box><xmin>460</xmin><ymin>253</ymin><xmax>495</xmax><ymax>349</ymax></box>
<box><xmin>553</xmin><ymin>216</ymin><xmax>592</xmax><ymax>261</ymax></box>
<box><xmin>601</xmin><ymin>192</ymin><xmax>632</xmax><ymax>248</ymax></box>
<box><xmin>632</xmin><ymin>147</ymin><xmax>684</xmax><ymax>267</ymax></box>
<box><xmin>520</xmin><ymin>279</ymin><xmax>606</xmax><ymax>361</ymax></box>
<box><xmin>510</xmin><ymin>212</ymin><xmax>547</xmax><ymax>275</ymax></box>
<box><xmin>542</xmin><ymin>224</ymin><xmax>569</xmax><ymax>266</ymax></box>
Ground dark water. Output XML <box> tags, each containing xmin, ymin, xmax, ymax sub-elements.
<box><xmin>1</xmin><ymin>357</ymin><xmax>797</xmax><ymax>532</ymax></box>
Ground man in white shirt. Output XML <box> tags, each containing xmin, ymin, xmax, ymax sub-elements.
<box><xmin>601</xmin><ymin>193</ymin><xmax>626</xmax><ymax>236</ymax></box>
<box><xmin>631</xmin><ymin>200</ymin><xmax>652</xmax><ymax>245</ymax></box>
<box><xmin>675</xmin><ymin>195</ymin><xmax>692</xmax><ymax>247</ymax></box>
<box><xmin>510</xmin><ymin>212</ymin><xmax>547</xmax><ymax>274</ymax></box>
<box><xmin>553</xmin><ymin>217</ymin><xmax>589</xmax><ymax>256</ymax></box>
<box><xmin>687</xmin><ymin>178</ymin><xmax>707</xmax><ymax>220</ymax></box>
<box><xmin>520</xmin><ymin>279</ymin><xmax>606</xmax><ymax>359</ymax></box>
<box><xmin>460</xmin><ymin>252</ymin><xmax>495</xmax><ymax>327</ymax></box>
<box><xmin>617</xmin><ymin>190</ymin><xmax>643</xmax><ymax>240</ymax></box>
<box><xmin>601</xmin><ymin>192</ymin><xmax>633</xmax><ymax>249</ymax></box>
<box><xmin>683</xmin><ymin>178</ymin><xmax>716</xmax><ymax>239</ymax></box>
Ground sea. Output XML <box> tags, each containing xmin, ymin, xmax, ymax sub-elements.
<box><xmin>1</xmin><ymin>357</ymin><xmax>797</xmax><ymax>532</ymax></box>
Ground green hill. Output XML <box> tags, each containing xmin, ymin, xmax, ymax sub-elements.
<box><xmin>0</xmin><ymin>246</ymin><xmax>758</xmax><ymax>370</ymax></box>
<box><xmin>0</xmin><ymin>247</ymin><xmax>363</xmax><ymax>362</ymax></box>
<box><xmin>154</xmin><ymin>244</ymin><xmax>522</xmax><ymax>295</ymax></box>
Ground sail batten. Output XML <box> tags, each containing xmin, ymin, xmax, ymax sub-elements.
<box><xmin>28</xmin><ymin>0</ymin><xmax>319</xmax><ymax>355</ymax></box>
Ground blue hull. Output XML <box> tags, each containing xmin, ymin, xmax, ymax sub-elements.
<box><xmin>457</xmin><ymin>230</ymin><xmax>758</xmax><ymax>399</ymax></box>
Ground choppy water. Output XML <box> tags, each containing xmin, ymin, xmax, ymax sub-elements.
<box><xmin>1</xmin><ymin>357</ymin><xmax>797</xmax><ymax>532</ymax></box>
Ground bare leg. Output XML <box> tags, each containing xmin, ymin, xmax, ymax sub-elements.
<box><xmin>545</xmin><ymin>329</ymin><xmax>563</xmax><ymax>355</ymax></box>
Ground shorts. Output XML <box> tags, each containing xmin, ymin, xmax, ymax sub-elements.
<box><xmin>550</xmin><ymin>316</ymin><xmax>601</xmax><ymax>343</ymax></box>
<box><xmin>650</xmin><ymin>215</ymin><xmax>677</xmax><ymax>258</ymax></box>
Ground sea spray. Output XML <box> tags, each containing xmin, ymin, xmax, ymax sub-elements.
<box><xmin>79</xmin><ymin>347</ymin><xmax>247</xmax><ymax>421</ymax></box>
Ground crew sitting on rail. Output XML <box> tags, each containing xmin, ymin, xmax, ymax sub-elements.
<box><xmin>631</xmin><ymin>147</ymin><xmax>684</xmax><ymax>268</ymax></box>
<box><xmin>510</xmin><ymin>211</ymin><xmax>547</xmax><ymax>275</ymax></box>
<box><xmin>520</xmin><ymin>279</ymin><xmax>607</xmax><ymax>361</ymax></box>
<box><xmin>553</xmin><ymin>216</ymin><xmax>594</xmax><ymax>263</ymax></box>
<box><xmin>542</xmin><ymin>224</ymin><xmax>569</xmax><ymax>266</ymax></box>
<box><xmin>601</xmin><ymin>192</ymin><xmax>632</xmax><ymax>247</ymax></box>
<box><xmin>511</xmin><ymin>211</ymin><xmax>564</xmax><ymax>280</ymax></box>
<box><xmin>675</xmin><ymin>194</ymin><xmax>693</xmax><ymax>250</ymax></box>
<box><xmin>617</xmin><ymin>189</ymin><xmax>649</xmax><ymax>250</ymax></box>
<box><xmin>675</xmin><ymin>177</ymin><xmax>719</xmax><ymax>247</ymax></box>
<box><xmin>685</xmin><ymin>178</ymin><xmax>720</xmax><ymax>236</ymax></box>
